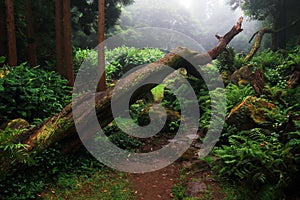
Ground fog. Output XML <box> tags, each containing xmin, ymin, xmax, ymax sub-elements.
<box><xmin>116</xmin><ymin>0</ymin><xmax>261</xmax><ymax>52</ymax></box>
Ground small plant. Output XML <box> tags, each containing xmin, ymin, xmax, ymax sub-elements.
<box><xmin>171</xmin><ymin>173</ymin><xmax>186</xmax><ymax>200</ymax></box>
<box><xmin>287</xmin><ymin>46</ymin><xmax>300</xmax><ymax>67</ymax></box>
<box><xmin>0</xmin><ymin>128</ymin><xmax>32</xmax><ymax>179</ymax></box>
<box><xmin>215</xmin><ymin>47</ymin><xmax>245</xmax><ymax>73</ymax></box>
<box><xmin>103</xmin><ymin>120</ymin><xmax>143</xmax><ymax>151</ymax></box>
<box><xmin>108</xmin><ymin>131</ymin><xmax>142</xmax><ymax>151</ymax></box>
<box><xmin>225</xmin><ymin>83</ymin><xmax>256</xmax><ymax>111</ymax></box>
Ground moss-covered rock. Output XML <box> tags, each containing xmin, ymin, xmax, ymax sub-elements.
<box><xmin>226</xmin><ymin>96</ymin><xmax>276</xmax><ymax>130</ymax></box>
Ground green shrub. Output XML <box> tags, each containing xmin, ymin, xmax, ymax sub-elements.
<box><xmin>105</xmin><ymin>46</ymin><xmax>165</xmax><ymax>82</ymax></box>
<box><xmin>73</xmin><ymin>46</ymin><xmax>165</xmax><ymax>85</ymax></box>
<box><xmin>249</xmin><ymin>49</ymin><xmax>292</xmax><ymax>88</ymax></box>
<box><xmin>215</xmin><ymin>47</ymin><xmax>246</xmax><ymax>73</ymax></box>
<box><xmin>0</xmin><ymin>64</ymin><xmax>72</xmax><ymax>123</ymax></box>
<box><xmin>103</xmin><ymin>119</ymin><xmax>142</xmax><ymax>151</ymax></box>
<box><xmin>73</xmin><ymin>48</ymin><xmax>97</xmax><ymax>73</ymax></box>
<box><xmin>251</xmin><ymin>49</ymin><xmax>284</xmax><ymax>69</ymax></box>
<box><xmin>108</xmin><ymin>131</ymin><xmax>142</xmax><ymax>151</ymax></box>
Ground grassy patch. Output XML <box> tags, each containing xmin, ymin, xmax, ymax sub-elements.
<box><xmin>42</xmin><ymin>171</ymin><xmax>133</xmax><ymax>200</ymax></box>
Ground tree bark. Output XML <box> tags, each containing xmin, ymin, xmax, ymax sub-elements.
<box><xmin>97</xmin><ymin>0</ymin><xmax>106</xmax><ymax>91</ymax></box>
<box><xmin>272</xmin><ymin>0</ymin><xmax>287</xmax><ymax>50</ymax></box>
<box><xmin>5</xmin><ymin>0</ymin><xmax>17</xmax><ymax>66</ymax></box>
<box><xmin>24</xmin><ymin>0</ymin><xmax>37</xmax><ymax>67</ymax></box>
<box><xmin>0</xmin><ymin>0</ymin><xmax>6</xmax><ymax>58</ymax></box>
<box><xmin>55</xmin><ymin>0</ymin><xmax>64</xmax><ymax>77</ymax></box>
<box><xmin>62</xmin><ymin>0</ymin><xmax>74</xmax><ymax>86</ymax></box>
<box><xmin>1</xmin><ymin>17</ymin><xmax>244</xmax><ymax>177</ymax></box>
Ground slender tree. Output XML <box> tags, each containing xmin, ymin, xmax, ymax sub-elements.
<box><xmin>24</xmin><ymin>0</ymin><xmax>37</xmax><ymax>67</ymax></box>
<box><xmin>55</xmin><ymin>0</ymin><xmax>64</xmax><ymax>77</ymax></box>
<box><xmin>0</xmin><ymin>0</ymin><xmax>6</xmax><ymax>58</ymax></box>
<box><xmin>97</xmin><ymin>0</ymin><xmax>106</xmax><ymax>91</ymax></box>
<box><xmin>63</xmin><ymin>0</ymin><xmax>74</xmax><ymax>86</ymax></box>
<box><xmin>5</xmin><ymin>0</ymin><xmax>17</xmax><ymax>66</ymax></box>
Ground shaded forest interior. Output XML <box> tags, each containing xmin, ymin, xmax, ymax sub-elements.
<box><xmin>0</xmin><ymin>0</ymin><xmax>300</xmax><ymax>199</ymax></box>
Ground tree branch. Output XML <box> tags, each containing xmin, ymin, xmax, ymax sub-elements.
<box><xmin>245</xmin><ymin>17</ymin><xmax>300</xmax><ymax>62</ymax></box>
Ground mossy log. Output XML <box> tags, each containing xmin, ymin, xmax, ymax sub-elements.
<box><xmin>1</xmin><ymin>17</ymin><xmax>244</xmax><ymax>176</ymax></box>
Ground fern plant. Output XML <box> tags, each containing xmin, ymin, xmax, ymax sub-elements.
<box><xmin>225</xmin><ymin>83</ymin><xmax>256</xmax><ymax>111</ymax></box>
<box><xmin>212</xmin><ymin>127</ymin><xmax>299</xmax><ymax>200</ymax></box>
<box><xmin>0</xmin><ymin>128</ymin><xmax>33</xmax><ymax>179</ymax></box>
<box><xmin>250</xmin><ymin>49</ymin><xmax>284</xmax><ymax>69</ymax></box>
<box><xmin>287</xmin><ymin>46</ymin><xmax>300</xmax><ymax>68</ymax></box>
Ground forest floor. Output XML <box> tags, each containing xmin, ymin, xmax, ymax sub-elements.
<box><xmin>127</xmin><ymin>132</ymin><xmax>226</xmax><ymax>200</ymax></box>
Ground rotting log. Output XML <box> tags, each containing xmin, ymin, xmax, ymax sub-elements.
<box><xmin>229</xmin><ymin>65</ymin><xmax>265</xmax><ymax>95</ymax></box>
<box><xmin>1</xmin><ymin>17</ymin><xmax>244</xmax><ymax>176</ymax></box>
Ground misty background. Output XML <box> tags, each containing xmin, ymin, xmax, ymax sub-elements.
<box><xmin>109</xmin><ymin>0</ymin><xmax>261</xmax><ymax>53</ymax></box>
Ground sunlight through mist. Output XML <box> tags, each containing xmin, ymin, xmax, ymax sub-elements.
<box><xmin>178</xmin><ymin>0</ymin><xmax>192</xmax><ymax>8</ymax></box>
<box><xmin>118</xmin><ymin>0</ymin><xmax>260</xmax><ymax>52</ymax></box>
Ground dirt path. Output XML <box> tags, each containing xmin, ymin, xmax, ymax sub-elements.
<box><xmin>127</xmin><ymin>139</ymin><xmax>225</xmax><ymax>200</ymax></box>
<box><xmin>128</xmin><ymin>163</ymin><xmax>180</xmax><ymax>200</ymax></box>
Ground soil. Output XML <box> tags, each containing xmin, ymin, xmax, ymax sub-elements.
<box><xmin>127</xmin><ymin>132</ymin><xmax>225</xmax><ymax>200</ymax></box>
<box><xmin>128</xmin><ymin>163</ymin><xmax>180</xmax><ymax>200</ymax></box>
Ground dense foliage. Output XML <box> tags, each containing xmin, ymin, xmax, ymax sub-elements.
<box><xmin>1</xmin><ymin>43</ymin><xmax>300</xmax><ymax>199</ymax></box>
<box><xmin>1</xmin><ymin>0</ymin><xmax>300</xmax><ymax>199</ymax></box>
<box><xmin>205</xmin><ymin>46</ymin><xmax>300</xmax><ymax>199</ymax></box>
<box><xmin>0</xmin><ymin>145</ymin><xmax>133</xmax><ymax>200</ymax></box>
<box><xmin>74</xmin><ymin>46</ymin><xmax>165</xmax><ymax>84</ymax></box>
<box><xmin>0</xmin><ymin>64</ymin><xmax>72</xmax><ymax>124</ymax></box>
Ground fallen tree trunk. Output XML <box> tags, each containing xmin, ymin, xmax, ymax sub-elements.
<box><xmin>1</xmin><ymin>17</ymin><xmax>244</xmax><ymax>176</ymax></box>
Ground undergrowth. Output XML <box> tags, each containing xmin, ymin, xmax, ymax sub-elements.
<box><xmin>205</xmin><ymin>46</ymin><xmax>300</xmax><ymax>200</ymax></box>
<box><xmin>0</xmin><ymin>145</ymin><xmax>133</xmax><ymax>200</ymax></box>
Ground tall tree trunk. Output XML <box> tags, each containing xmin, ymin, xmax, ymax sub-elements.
<box><xmin>277</xmin><ymin>0</ymin><xmax>287</xmax><ymax>49</ymax></box>
<box><xmin>5</xmin><ymin>0</ymin><xmax>17</xmax><ymax>66</ymax></box>
<box><xmin>62</xmin><ymin>0</ymin><xmax>74</xmax><ymax>86</ymax></box>
<box><xmin>55</xmin><ymin>0</ymin><xmax>64</xmax><ymax>77</ymax></box>
<box><xmin>272</xmin><ymin>0</ymin><xmax>287</xmax><ymax>50</ymax></box>
<box><xmin>97</xmin><ymin>0</ymin><xmax>106</xmax><ymax>91</ymax></box>
<box><xmin>24</xmin><ymin>0</ymin><xmax>37</xmax><ymax>67</ymax></box>
<box><xmin>0</xmin><ymin>0</ymin><xmax>6</xmax><ymax>58</ymax></box>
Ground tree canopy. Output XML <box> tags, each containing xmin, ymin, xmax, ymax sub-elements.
<box><xmin>229</xmin><ymin>0</ymin><xmax>300</xmax><ymax>49</ymax></box>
